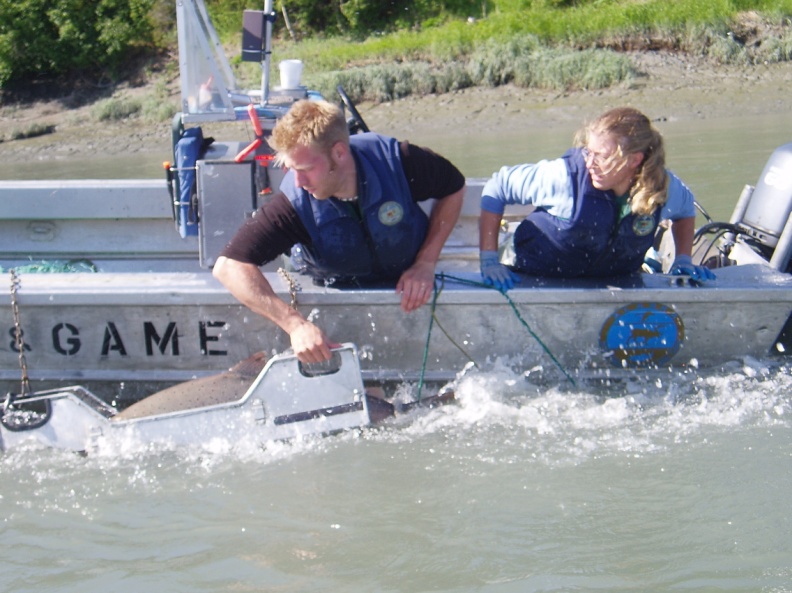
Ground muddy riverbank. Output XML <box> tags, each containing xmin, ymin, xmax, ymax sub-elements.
<box><xmin>363</xmin><ymin>53</ymin><xmax>792</xmax><ymax>140</ymax></box>
<box><xmin>1</xmin><ymin>52</ymin><xmax>791</xmax><ymax>170</ymax></box>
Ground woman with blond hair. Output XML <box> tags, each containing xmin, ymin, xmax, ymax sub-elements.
<box><xmin>479</xmin><ymin>106</ymin><xmax>714</xmax><ymax>290</ymax></box>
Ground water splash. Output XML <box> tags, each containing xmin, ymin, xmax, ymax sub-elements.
<box><xmin>2</xmin><ymin>358</ymin><xmax>790</xmax><ymax>478</ymax></box>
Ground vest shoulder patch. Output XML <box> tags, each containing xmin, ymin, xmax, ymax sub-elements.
<box><xmin>632</xmin><ymin>214</ymin><xmax>656</xmax><ymax>237</ymax></box>
<box><xmin>378</xmin><ymin>201</ymin><xmax>404</xmax><ymax>226</ymax></box>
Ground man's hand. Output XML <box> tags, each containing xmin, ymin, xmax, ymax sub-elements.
<box><xmin>213</xmin><ymin>257</ymin><xmax>339</xmax><ymax>363</ymax></box>
<box><xmin>396</xmin><ymin>260</ymin><xmax>436</xmax><ymax>312</ymax></box>
<box><xmin>288</xmin><ymin>319</ymin><xmax>339</xmax><ymax>364</ymax></box>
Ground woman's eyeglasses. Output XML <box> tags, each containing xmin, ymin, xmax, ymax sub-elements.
<box><xmin>581</xmin><ymin>147</ymin><xmax>612</xmax><ymax>168</ymax></box>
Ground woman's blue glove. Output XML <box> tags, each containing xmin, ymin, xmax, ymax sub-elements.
<box><xmin>669</xmin><ymin>254</ymin><xmax>716</xmax><ymax>284</ymax></box>
<box><xmin>480</xmin><ymin>250</ymin><xmax>520</xmax><ymax>291</ymax></box>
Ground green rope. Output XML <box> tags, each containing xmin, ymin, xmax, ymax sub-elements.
<box><xmin>0</xmin><ymin>259</ymin><xmax>97</xmax><ymax>274</ymax></box>
<box><xmin>416</xmin><ymin>274</ymin><xmax>486</xmax><ymax>401</ymax></box>
<box><xmin>430</xmin><ymin>312</ymin><xmax>479</xmax><ymax>368</ymax></box>
<box><xmin>500</xmin><ymin>288</ymin><xmax>576</xmax><ymax>386</ymax></box>
<box><xmin>421</xmin><ymin>273</ymin><xmax>576</xmax><ymax>387</ymax></box>
<box><xmin>415</xmin><ymin>277</ymin><xmax>441</xmax><ymax>401</ymax></box>
<box><xmin>429</xmin><ymin>275</ymin><xmax>479</xmax><ymax>368</ymax></box>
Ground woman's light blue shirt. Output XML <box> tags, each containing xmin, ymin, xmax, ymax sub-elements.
<box><xmin>480</xmin><ymin>158</ymin><xmax>696</xmax><ymax>220</ymax></box>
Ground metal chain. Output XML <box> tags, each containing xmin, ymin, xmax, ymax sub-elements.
<box><xmin>277</xmin><ymin>267</ymin><xmax>301</xmax><ymax>309</ymax></box>
<box><xmin>9</xmin><ymin>269</ymin><xmax>31</xmax><ymax>396</ymax></box>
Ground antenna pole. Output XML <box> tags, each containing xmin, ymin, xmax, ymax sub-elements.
<box><xmin>261</xmin><ymin>0</ymin><xmax>274</xmax><ymax>105</ymax></box>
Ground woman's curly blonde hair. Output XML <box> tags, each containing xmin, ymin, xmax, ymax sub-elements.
<box><xmin>575</xmin><ymin>107</ymin><xmax>669</xmax><ymax>216</ymax></box>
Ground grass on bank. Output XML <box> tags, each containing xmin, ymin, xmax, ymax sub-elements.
<box><xmin>219</xmin><ymin>0</ymin><xmax>792</xmax><ymax>104</ymax></box>
<box><xmin>9</xmin><ymin>0</ymin><xmax>792</xmax><ymax>130</ymax></box>
<box><xmin>307</xmin><ymin>39</ymin><xmax>636</xmax><ymax>103</ymax></box>
<box><xmin>261</xmin><ymin>0</ymin><xmax>792</xmax><ymax>70</ymax></box>
<box><xmin>90</xmin><ymin>80</ymin><xmax>179</xmax><ymax>123</ymax></box>
<box><xmin>0</xmin><ymin>122</ymin><xmax>56</xmax><ymax>143</ymax></box>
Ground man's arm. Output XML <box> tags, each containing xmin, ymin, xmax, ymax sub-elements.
<box><xmin>397</xmin><ymin>186</ymin><xmax>464</xmax><ymax>312</ymax></box>
<box><xmin>396</xmin><ymin>142</ymin><xmax>466</xmax><ymax>312</ymax></box>
<box><xmin>212</xmin><ymin>256</ymin><xmax>336</xmax><ymax>363</ymax></box>
<box><xmin>213</xmin><ymin>194</ymin><xmax>338</xmax><ymax>361</ymax></box>
<box><xmin>219</xmin><ymin>192</ymin><xmax>311</xmax><ymax>266</ymax></box>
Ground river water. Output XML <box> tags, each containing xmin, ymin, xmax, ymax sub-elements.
<box><xmin>408</xmin><ymin>110</ymin><xmax>792</xmax><ymax>224</ymax></box>
<box><xmin>3</xmin><ymin>366</ymin><xmax>791</xmax><ymax>592</ymax></box>
<box><xmin>2</xmin><ymin>110</ymin><xmax>792</xmax><ymax>592</ymax></box>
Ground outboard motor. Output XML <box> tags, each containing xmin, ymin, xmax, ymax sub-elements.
<box><xmin>729</xmin><ymin>142</ymin><xmax>792</xmax><ymax>271</ymax></box>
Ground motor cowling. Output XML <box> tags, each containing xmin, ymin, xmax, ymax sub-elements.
<box><xmin>739</xmin><ymin>142</ymin><xmax>792</xmax><ymax>249</ymax></box>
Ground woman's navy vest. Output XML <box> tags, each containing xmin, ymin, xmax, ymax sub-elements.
<box><xmin>513</xmin><ymin>148</ymin><xmax>661</xmax><ymax>277</ymax></box>
<box><xmin>283</xmin><ymin>133</ymin><xmax>429</xmax><ymax>283</ymax></box>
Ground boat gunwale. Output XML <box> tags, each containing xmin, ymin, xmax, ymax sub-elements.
<box><xmin>7</xmin><ymin>265</ymin><xmax>792</xmax><ymax>306</ymax></box>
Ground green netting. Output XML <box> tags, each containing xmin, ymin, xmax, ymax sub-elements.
<box><xmin>1</xmin><ymin>260</ymin><xmax>98</xmax><ymax>273</ymax></box>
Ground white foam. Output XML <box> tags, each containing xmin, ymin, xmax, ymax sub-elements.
<box><xmin>3</xmin><ymin>360</ymin><xmax>790</xmax><ymax>475</ymax></box>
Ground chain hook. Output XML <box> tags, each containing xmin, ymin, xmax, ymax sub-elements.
<box><xmin>8</xmin><ymin>269</ymin><xmax>31</xmax><ymax>398</ymax></box>
<box><xmin>277</xmin><ymin>267</ymin><xmax>301</xmax><ymax>310</ymax></box>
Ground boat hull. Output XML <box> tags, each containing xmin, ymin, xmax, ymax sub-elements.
<box><xmin>3</xmin><ymin>178</ymin><xmax>792</xmax><ymax>397</ymax></box>
<box><xmin>2</xmin><ymin>264</ymin><xmax>791</xmax><ymax>397</ymax></box>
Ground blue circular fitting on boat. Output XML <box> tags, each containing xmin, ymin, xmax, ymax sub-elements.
<box><xmin>599</xmin><ymin>303</ymin><xmax>685</xmax><ymax>367</ymax></box>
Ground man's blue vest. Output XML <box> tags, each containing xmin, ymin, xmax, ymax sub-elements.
<box><xmin>283</xmin><ymin>133</ymin><xmax>429</xmax><ymax>283</ymax></box>
<box><xmin>513</xmin><ymin>148</ymin><xmax>661</xmax><ymax>277</ymax></box>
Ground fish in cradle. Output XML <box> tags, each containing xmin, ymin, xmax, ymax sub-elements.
<box><xmin>0</xmin><ymin>344</ymin><xmax>455</xmax><ymax>453</ymax></box>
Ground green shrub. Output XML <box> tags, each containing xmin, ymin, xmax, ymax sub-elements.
<box><xmin>8</xmin><ymin>122</ymin><xmax>56</xmax><ymax>140</ymax></box>
<box><xmin>92</xmin><ymin>97</ymin><xmax>143</xmax><ymax>121</ymax></box>
<box><xmin>308</xmin><ymin>39</ymin><xmax>634</xmax><ymax>104</ymax></box>
<box><xmin>0</xmin><ymin>0</ymin><xmax>160</xmax><ymax>87</ymax></box>
<box><xmin>755</xmin><ymin>30</ymin><xmax>792</xmax><ymax>62</ymax></box>
<box><xmin>518</xmin><ymin>49</ymin><xmax>636</xmax><ymax>90</ymax></box>
<box><xmin>5</xmin><ymin>0</ymin><xmax>792</xmax><ymax>99</ymax></box>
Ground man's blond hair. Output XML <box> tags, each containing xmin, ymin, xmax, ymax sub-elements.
<box><xmin>268</xmin><ymin>99</ymin><xmax>350</xmax><ymax>166</ymax></box>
